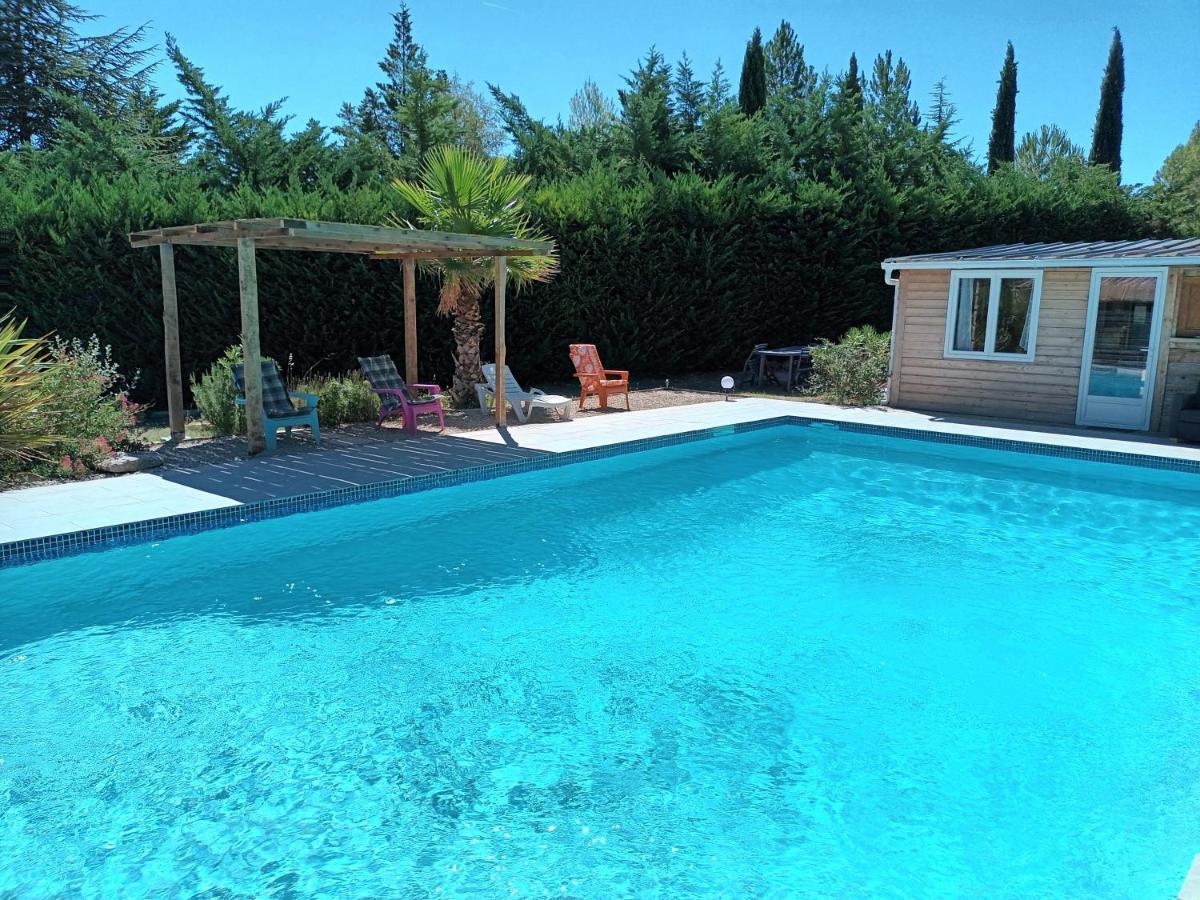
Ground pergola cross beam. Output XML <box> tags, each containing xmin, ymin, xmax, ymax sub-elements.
<box><xmin>129</xmin><ymin>218</ymin><xmax>551</xmax><ymax>451</ymax></box>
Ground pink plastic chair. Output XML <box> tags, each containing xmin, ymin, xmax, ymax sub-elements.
<box><xmin>357</xmin><ymin>355</ymin><xmax>445</xmax><ymax>434</ymax></box>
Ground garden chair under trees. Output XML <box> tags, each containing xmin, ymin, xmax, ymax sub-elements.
<box><xmin>357</xmin><ymin>355</ymin><xmax>445</xmax><ymax>434</ymax></box>
<box><xmin>740</xmin><ymin>343</ymin><xmax>769</xmax><ymax>386</ymax></box>
<box><xmin>476</xmin><ymin>364</ymin><xmax>573</xmax><ymax>423</ymax></box>
<box><xmin>569</xmin><ymin>344</ymin><xmax>630</xmax><ymax>410</ymax></box>
<box><xmin>231</xmin><ymin>361</ymin><xmax>320</xmax><ymax>451</ymax></box>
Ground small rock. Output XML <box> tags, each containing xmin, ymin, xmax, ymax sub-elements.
<box><xmin>95</xmin><ymin>451</ymin><xmax>164</xmax><ymax>474</ymax></box>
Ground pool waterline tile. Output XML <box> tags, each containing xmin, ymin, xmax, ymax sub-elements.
<box><xmin>3</xmin><ymin>404</ymin><xmax>1200</xmax><ymax>568</ymax></box>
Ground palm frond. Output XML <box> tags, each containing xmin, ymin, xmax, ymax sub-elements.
<box><xmin>387</xmin><ymin>145</ymin><xmax>558</xmax><ymax>314</ymax></box>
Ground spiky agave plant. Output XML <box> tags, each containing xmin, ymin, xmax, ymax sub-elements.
<box><xmin>0</xmin><ymin>312</ymin><xmax>58</xmax><ymax>457</ymax></box>
<box><xmin>388</xmin><ymin>145</ymin><xmax>558</xmax><ymax>402</ymax></box>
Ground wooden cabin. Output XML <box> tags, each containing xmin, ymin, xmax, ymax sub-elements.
<box><xmin>881</xmin><ymin>240</ymin><xmax>1200</xmax><ymax>434</ymax></box>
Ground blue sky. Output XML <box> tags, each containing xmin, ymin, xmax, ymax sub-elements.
<box><xmin>89</xmin><ymin>0</ymin><xmax>1199</xmax><ymax>185</ymax></box>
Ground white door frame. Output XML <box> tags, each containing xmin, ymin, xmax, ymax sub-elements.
<box><xmin>1075</xmin><ymin>266</ymin><xmax>1168</xmax><ymax>431</ymax></box>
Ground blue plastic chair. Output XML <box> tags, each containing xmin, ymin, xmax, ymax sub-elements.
<box><xmin>231</xmin><ymin>360</ymin><xmax>320</xmax><ymax>451</ymax></box>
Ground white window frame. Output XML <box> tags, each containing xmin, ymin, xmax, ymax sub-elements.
<box><xmin>943</xmin><ymin>268</ymin><xmax>1044</xmax><ymax>362</ymax></box>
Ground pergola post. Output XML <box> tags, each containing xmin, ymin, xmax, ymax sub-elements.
<box><xmin>237</xmin><ymin>237</ymin><xmax>266</xmax><ymax>454</ymax></box>
<box><xmin>494</xmin><ymin>256</ymin><xmax>507</xmax><ymax>427</ymax></box>
<box><xmin>403</xmin><ymin>258</ymin><xmax>418</xmax><ymax>384</ymax></box>
<box><xmin>159</xmin><ymin>243</ymin><xmax>185</xmax><ymax>442</ymax></box>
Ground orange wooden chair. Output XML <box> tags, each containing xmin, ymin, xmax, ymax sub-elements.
<box><xmin>569</xmin><ymin>344</ymin><xmax>630</xmax><ymax>410</ymax></box>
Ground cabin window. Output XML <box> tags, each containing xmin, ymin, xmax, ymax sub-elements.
<box><xmin>944</xmin><ymin>270</ymin><xmax>1042</xmax><ymax>361</ymax></box>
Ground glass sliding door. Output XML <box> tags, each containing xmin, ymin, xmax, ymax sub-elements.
<box><xmin>1077</xmin><ymin>269</ymin><xmax>1166</xmax><ymax>430</ymax></box>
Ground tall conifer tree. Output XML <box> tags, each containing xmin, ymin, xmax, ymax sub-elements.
<box><xmin>839</xmin><ymin>53</ymin><xmax>863</xmax><ymax>112</ymax></box>
<box><xmin>1089</xmin><ymin>27</ymin><xmax>1124</xmax><ymax>177</ymax></box>
<box><xmin>987</xmin><ymin>42</ymin><xmax>1018</xmax><ymax>174</ymax></box>
<box><xmin>0</xmin><ymin>0</ymin><xmax>153</xmax><ymax>149</ymax></box>
<box><xmin>737</xmin><ymin>28</ymin><xmax>767</xmax><ymax>116</ymax></box>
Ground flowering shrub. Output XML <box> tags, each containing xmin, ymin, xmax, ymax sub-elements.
<box><xmin>1</xmin><ymin>334</ymin><xmax>147</xmax><ymax>485</ymax></box>
<box><xmin>42</xmin><ymin>335</ymin><xmax>147</xmax><ymax>474</ymax></box>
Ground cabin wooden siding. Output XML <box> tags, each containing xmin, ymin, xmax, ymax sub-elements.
<box><xmin>890</xmin><ymin>268</ymin><xmax>1090</xmax><ymax>424</ymax></box>
<box><xmin>1158</xmin><ymin>340</ymin><xmax>1200</xmax><ymax>436</ymax></box>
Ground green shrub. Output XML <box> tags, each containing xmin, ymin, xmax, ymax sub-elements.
<box><xmin>294</xmin><ymin>372</ymin><xmax>380</xmax><ymax>427</ymax></box>
<box><xmin>807</xmin><ymin>325</ymin><xmax>891</xmax><ymax>405</ymax></box>
<box><xmin>190</xmin><ymin>346</ymin><xmax>246</xmax><ymax>436</ymax></box>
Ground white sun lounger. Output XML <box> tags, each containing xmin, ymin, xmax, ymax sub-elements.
<box><xmin>476</xmin><ymin>364</ymin><xmax>574</xmax><ymax>423</ymax></box>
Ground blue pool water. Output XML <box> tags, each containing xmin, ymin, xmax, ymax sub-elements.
<box><xmin>3</xmin><ymin>426</ymin><xmax>1200</xmax><ymax>897</ymax></box>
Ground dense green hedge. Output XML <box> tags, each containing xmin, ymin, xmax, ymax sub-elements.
<box><xmin>0</xmin><ymin>156</ymin><xmax>1159</xmax><ymax>407</ymax></box>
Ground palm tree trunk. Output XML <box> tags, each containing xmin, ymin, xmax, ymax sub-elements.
<box><xmin>449</xmin><ymin>293</ymin><xmax>485</xmax><ymax>404</ymax></box>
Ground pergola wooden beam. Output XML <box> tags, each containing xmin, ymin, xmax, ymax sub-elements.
<box><xmin>129</xmin><ymin>217</ymin><xmax>549</xmax><ymax>257</ymax></box>
<box><xmin>130</xmin><ymin>219</ymin><xmax>551</xmax><ymax>454</ymax></box>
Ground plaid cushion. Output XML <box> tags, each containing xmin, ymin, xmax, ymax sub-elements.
<box><xmin>232</xmin><ymin>361</ymin><xmax>302</xmax><ymax>418</ymax></box>
<box><xmin>358</xmin><ymin>355</ymin><xmax>414</xmax><ymax>405</ymax></box>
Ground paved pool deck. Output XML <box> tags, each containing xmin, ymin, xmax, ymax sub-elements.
<box><xmin>4</xmin><ymin>397</ymin><xmax>1200</xmax><ymax>553</ymax></box>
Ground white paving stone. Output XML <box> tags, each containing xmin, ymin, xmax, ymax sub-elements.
<box><xmin>0</xmin><ymin>475</ymin><xmax>239</xmax><ymax>542</ymax></box>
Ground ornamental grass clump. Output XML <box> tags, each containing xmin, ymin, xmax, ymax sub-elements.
<box><xmin>0</xmin><ymin>312</ymin><xmax>57</xmax><ymax>460</ymax></box>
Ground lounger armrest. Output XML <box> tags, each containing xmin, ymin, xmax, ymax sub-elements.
<box><xmin>289</xmin><ymin>390</ymin><xmax>319</xmax><ymax>409</ymax></box>
<box><xmin>410</xmin><ymin>383</ymin><xmax>442</xmax><ymax>395</ymax></box>
<box><xmin>370</xmin><ymin>387</ymin><xmax>408</xmax><ymax>404</ymax></box>
<box><xmin>529</xmin><ymin>388</ymin><xmax>546</xmax><ymax>397</ymax></box>
<box><xmin>604</xmin><ymin>369</ymin><xmax>629</xmax><ymax>379</ymax></box>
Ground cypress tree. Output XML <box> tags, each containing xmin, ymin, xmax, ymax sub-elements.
<box><xmin>1089</xmin><ymin>27</ymin><xmax>1124</xmax><ymax>177</ymax></box>
<box><xmin>738</xmin><ymin>27</ymin><xmax>767</xmax><ymax>116</ymax></box>
<box><xmin>987</xmin><ymin>41</ymin><xmax>1018</xmax><ymax>174</ymax></box>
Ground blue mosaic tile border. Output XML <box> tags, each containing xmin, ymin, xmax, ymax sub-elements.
<box><xmin>0</xmin><ymin>417</ymin><xmax>789</xmax><ymax>568</ymax></box>
<box><xmin>3</xmin><ymin>412</ymin><xmax>1198</xmax><ymax>568</ymax></box>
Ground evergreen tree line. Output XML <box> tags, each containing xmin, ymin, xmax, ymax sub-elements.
<box><xmin>1</xmin><ymin>1</ymin><xmax>1195</xmax><ymax>406</ymax></box>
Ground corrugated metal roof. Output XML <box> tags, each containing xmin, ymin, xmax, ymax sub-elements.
<box><xmin>883</xmin><ymin>238</ymin><xmax>1200</xmax><ymax>266</ymax></box>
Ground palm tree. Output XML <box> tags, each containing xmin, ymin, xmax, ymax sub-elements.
<box><xmin>389</xmin><ymin>146</ymin><xmax>558</xmax><ymax>402</ymax></box>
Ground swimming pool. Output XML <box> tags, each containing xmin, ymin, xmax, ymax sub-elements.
<box><xmin>2</xmin><ymin>426</ymin><xmax>1199</xmax><ymax>896</ymax></box>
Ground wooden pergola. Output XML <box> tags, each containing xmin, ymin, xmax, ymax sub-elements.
<box><xmin>129</xmin><ymin>218</ymin><xmax>553</xmax><ymax>453</ymax></box>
